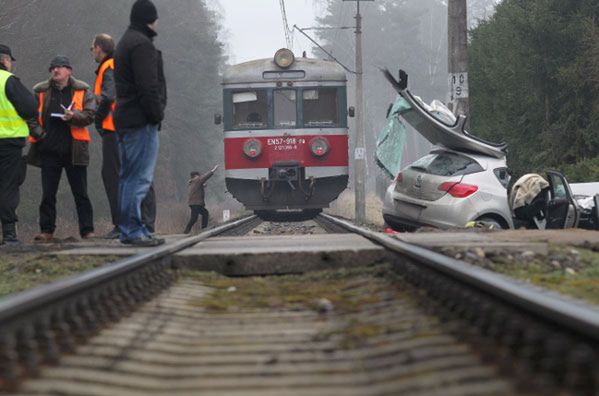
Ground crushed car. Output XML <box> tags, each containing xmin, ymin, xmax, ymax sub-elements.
<box><xmin>378</xmin><ymin>69</ymin><xmax>599</xmax><ymax>231</ymax></box>
<box><xmin>379</xmin><ymin>69</ymin><xmax>513</xmax><ymax>231</ymax></box>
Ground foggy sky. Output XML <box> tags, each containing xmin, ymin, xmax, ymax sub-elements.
<box><xmin>215</xmin><ymin>0</ymin><xmax>323</xmax><ymax>64</ymax></box>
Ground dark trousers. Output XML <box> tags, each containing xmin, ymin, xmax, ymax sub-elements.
<box><xmin>40</xmin><ymin>152</ymin><xmax>94</xmax><ymax>236</ymax></box>
<box><xmin>0</xmin><ymin>143</ymin><xmax>24</xmax><ymax>226</ymax></box>
<box><xmin>102</xmin><ymin>132</ymin><xmax>156</xmax><ymax>232</ymax></box>
<box><xmin>184</xmin><ymin>205</ymin><xmax>209</xmax><ymax>233</ymax></box>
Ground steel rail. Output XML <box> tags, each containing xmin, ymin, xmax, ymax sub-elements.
<box><xmin>0</xmin><ymin>215</ymin><xmax>257</xmax><ymax>323</ymax></box>
<box><xmin>318</xmin><ymin>213</ymin><xmax>599</xmax><ymax>342</ymax></box>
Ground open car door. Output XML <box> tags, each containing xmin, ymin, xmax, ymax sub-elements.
<box><xmin>545</xmin><ymin>170</ymin><xmax>580</xmax><ymax>229</ymax></box>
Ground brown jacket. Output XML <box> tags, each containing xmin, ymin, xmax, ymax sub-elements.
<box><xmin>27</xmin><ymin>77</ymin><xmax>95</xmax><ymax>166</ymax></box>
<box><xmin>188</xmin><ymin>170</ymin><xmax>214</xmax><ymax>206</ymax></box>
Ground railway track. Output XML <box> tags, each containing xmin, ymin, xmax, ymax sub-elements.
<box><xmin>0</xmin><ymin>214</ymin><xmax>598</xmax><ymax>395</ymax></box>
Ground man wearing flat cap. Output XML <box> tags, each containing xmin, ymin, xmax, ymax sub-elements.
<box><xmin>0</xmin><ymin>45</ymin><xmax>37</xmax><ymax>245</ymax></box>
<box><xmin>28</xmin><ymin>55</ymin><xmax>96</xmax><ymax>242</ymax></box>
<box><xmin>114</xmin><ymin>0</ymin><xmax>167</xmax><ymax>246</ymax></box>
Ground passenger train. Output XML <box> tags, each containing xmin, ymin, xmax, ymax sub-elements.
<box><xmin>219</xmin><ymin>49</ymin><xmax>350</xmax><ymax>217</ymax></box>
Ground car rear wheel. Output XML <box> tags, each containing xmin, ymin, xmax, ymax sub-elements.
<box><xmin>476</xmin><ymin>216</ymin><xmax>505</xmax><ymax>230</ymax></box>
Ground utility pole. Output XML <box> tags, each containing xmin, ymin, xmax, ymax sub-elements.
<box><xmin>343</xmin><ymin>0</ymin><xmax>372</xmax><ymax>224</ymax></box>
<box><xmin>448</xmin><ymin>0</ymin><xmax>469</xmax><ymax>122</ymax></box>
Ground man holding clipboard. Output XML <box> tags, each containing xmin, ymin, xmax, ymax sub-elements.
<box><xmin>27</xmin><ymin>56</ymin><xmax>96</xmax><ymax>241</ymax></box>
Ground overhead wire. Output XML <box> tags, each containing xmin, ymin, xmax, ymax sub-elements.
<box><xmin>279</xmin><ymin>0</ymin><xmax>293</xmax><ymax>49</ymax></box>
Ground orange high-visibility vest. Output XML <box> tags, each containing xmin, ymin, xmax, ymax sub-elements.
<box><xmin>29</xmin><ymin>89</ymin><xmax>91</xmax><ymax>143</ymax></box>
<box><xmin>94</xmin><ymin>58</ymin><xmax>116</xmax><ymax>132</ymax></box>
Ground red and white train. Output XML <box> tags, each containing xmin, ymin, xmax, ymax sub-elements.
<box><xmin>219</xmin><ymin>49</ymin><xmax>350</xmax><ymax>216</ymax></box>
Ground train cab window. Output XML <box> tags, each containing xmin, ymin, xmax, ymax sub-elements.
<box><xmin>274</xmin><ymin>89</ymin><xmax>297</xmax><ymax>128</ymax></box>
<box><xmin>303</xmin><ymin>88</ymin><xmax>339</xmax><ymax>127</ymax></box>
<box><xmin>232</xmin><ymin>91</ymin><xmax>267</xmax><ymax>129</ymax></box>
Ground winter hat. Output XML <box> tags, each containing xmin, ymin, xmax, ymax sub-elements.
<box><xmin>0</xmin><ymin>44</ymin><xmax>15</xmax><ymax>61</ymax></box>
<box><xmin>48</xmin><ymin>55</ymin><xmax>72</xmax><ymax>71</ymax></box>
<box><xmin>130</xmin><ymin>0</ymin><xmax>158</xmax><ymax>25</ymax></box>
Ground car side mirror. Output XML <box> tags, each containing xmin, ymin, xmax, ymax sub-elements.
<box><xmin>348</xmin><ymin>106</ymin><xmax>355</xmax><ymax>118</ymax></box>
<box><xmin>214</xmin><ymin>113</ymin><xmax>222</xmax><ymax>125</ymax></box>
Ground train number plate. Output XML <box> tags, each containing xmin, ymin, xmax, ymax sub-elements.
<box><xmin>267</xmin><ymin>137</ymin><xmax>307</xmax><ymax>151</ymax></box>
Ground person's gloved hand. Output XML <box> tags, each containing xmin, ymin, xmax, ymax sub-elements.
<box><xmin>29</xmin><ymin>126</ymin><xmax>46</xmax><ymax>140</ymax></box>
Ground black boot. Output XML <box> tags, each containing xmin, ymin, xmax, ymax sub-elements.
<box><xmin>1</xmin><ymin>223</ymin><xmax>19</xmax><ymax>245</ymax></box>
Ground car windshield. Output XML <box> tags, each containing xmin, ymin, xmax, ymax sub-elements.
<box><xmin>375</xmin><ymin>96</ymin><xmax>432</xmax><ymax>178</ymax></box>
<box><xmin>232</xmin><ymin>90</ymin><xmax>268</xmax><ymax>129</ymax></box>
<box><xmin>410</xmin><ymin>151</ymin><xmax>483</xmax><ymax>177</ymax></box>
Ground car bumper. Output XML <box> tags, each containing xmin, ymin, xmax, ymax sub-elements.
<box><xmin>382</xmin><ymin>183</ymin><xmax>482</xmax><ymax>229</ymax></box>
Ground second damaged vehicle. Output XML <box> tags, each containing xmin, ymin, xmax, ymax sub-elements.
<box><xmin>381</xmin><ymin>70</ymin><xmax>513</xmax><ymax>231</ymax></box>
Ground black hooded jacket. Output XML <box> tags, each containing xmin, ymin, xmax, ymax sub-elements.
<box><xmin>113</xmin><ymin>23</ymin><xmax>166</xmax><ymax>129</ymax></box>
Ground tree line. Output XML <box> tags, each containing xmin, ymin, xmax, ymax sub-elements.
<box><xmin>469</xmin><ymin>0</ymin><xmax>599</xmax><ymax>181</ymax></box>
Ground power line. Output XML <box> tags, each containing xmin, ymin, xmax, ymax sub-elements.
<box><xmin>279</xmin><ymin>0</ymin><xmax>292</xmax><ymax>49</ymax></box>
<box><xmin>293</xmin><ymin>25</ymin><xmax>357</xmax><ymax>74</ymax></box>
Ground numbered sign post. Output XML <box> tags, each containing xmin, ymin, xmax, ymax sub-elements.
<box><xmin>449</xmin><ymin>72</ymin><xmax>469</xmax><ymax>102</ymax></box>
<box><xmin>354</xmin><ymin>147</ymin><xmax>366</xmax><ymax>160</ymax></box>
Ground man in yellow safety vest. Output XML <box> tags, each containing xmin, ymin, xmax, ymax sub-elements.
<box><xmin>0</xmin><ymin>44</ymin><xmax>37</xmax><ymax>245</ymax></box>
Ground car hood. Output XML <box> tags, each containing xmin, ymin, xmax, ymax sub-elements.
<box><xmin>383</xmin><ymin>69</ymin><xmax>507</xmax><ymax>159</ymax></box>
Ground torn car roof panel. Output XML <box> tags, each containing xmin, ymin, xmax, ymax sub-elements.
<box><xmin>383</xmin><ymin>69</ymin><xmax>507</xmax><ymax>159</ymax></box>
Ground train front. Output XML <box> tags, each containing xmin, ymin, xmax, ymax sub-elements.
<box><xmin>221</xmin><ymin>49</ymin><xmax>349</xmax><ymax>213</ymax></box>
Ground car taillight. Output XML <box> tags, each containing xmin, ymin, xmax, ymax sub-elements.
<box><xmin>438</xmin><ymin>181</ymin><xmax>478</xmax><ymax>198</ymax></box>
<box><xmin>310</xmin><ymin>137</ymin><xmax>329</xmax><ymax>157</ymax></box>
<box><xmin>395</xmin><ymin>172</ymin><xmax>403</xmax><ymax>183</ymax></box>
<box><xmin>243</xmin><ymin>139</ymin><xmax>262</xmax><ymax>159</ymax></box>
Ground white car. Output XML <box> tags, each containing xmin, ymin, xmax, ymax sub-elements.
<box><xmin>383</xmin><ymin>148</ymin><xmax>513</xmax><ymax>230</ymax></box>
<box><xmin>381</xmin><ymin>69</ymin><xmax>514</xmax><ymax>231</ymax></box>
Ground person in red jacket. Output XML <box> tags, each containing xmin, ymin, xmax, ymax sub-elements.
<box><xmin>184</xmin><ymin>165</ymin><xmax>217</xmax><ymax>233</ymax></box>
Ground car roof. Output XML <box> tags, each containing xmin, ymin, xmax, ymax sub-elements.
<box><xmin>383</xmin><ymin>69</ymin><xmax>508</xmax><ymax>159</ymax></box>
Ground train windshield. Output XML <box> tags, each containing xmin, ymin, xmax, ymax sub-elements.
<box><xmin>274</xmin><ymin>89</ymin><xmax>297</xmax><ymax>128</ymax></box>
<box><xmin>303</xmin><ymin>88</ymin><xmax>339</xmax><ymax>127</ymax></box>
<box><xmin>232</xmin><ymin>90</ymin><xmax>268</xmax><ymax>129</ymax></box>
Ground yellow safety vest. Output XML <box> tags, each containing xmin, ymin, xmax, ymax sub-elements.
<box><xmin>0</xmin><ymin>69</ymin><xmax>29</xmax><ymax>138</ymax></box>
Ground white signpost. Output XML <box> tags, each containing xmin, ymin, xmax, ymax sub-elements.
<box><xmin>354</xmin><ymin>147</ymin><xmax>365</xmax><ymax>160</ymax></box>
<box><xmin>222</xmin><ymin>209</ymin><xmax>230</xmax><ymax>222</ymax></box>
<box><xmin>449</xmin><ymin>72</ymin><xmax>469</xmax><ymax>102</ymax></box>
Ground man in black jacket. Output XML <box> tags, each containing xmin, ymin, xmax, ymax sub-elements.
<box><xmin>0</xmin><ymin>45</ymin><xmax>37</xmax><ymax>245</ymax></box>
<box><xmin>92</xmin><ymin>33</ymin><xmax>156</xmax><ymax>240</ymax></box>
<box><xmin>114</xmin><ymin>0</ymin><xmax>166</xmax><ymax>247</ymax></box>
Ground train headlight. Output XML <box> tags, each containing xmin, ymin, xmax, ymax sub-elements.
<box><xmin>310</xmin><ymin>137</ymin><xmax>329</xmax><ymax>157</ymax></box>
<box><xmin>243</xmin><ymin>139</ymin><xmax>262</xmax><ymax>159</ymax></box>
<box><xmin>274</xmin><ymin>48</ymin><xmax>295</xmax><ymax>68</ymax></box>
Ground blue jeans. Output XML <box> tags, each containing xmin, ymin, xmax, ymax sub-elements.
<box><xmin>117</xmin><ymin>124</ymin><xmax>159</xmax><ymax>241</ymax></box>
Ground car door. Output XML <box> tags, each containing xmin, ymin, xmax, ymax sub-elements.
<box><xmin>545</xmin><ymin>170</ymin><xmax>580</xmax><ymax>229</ymax></box>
